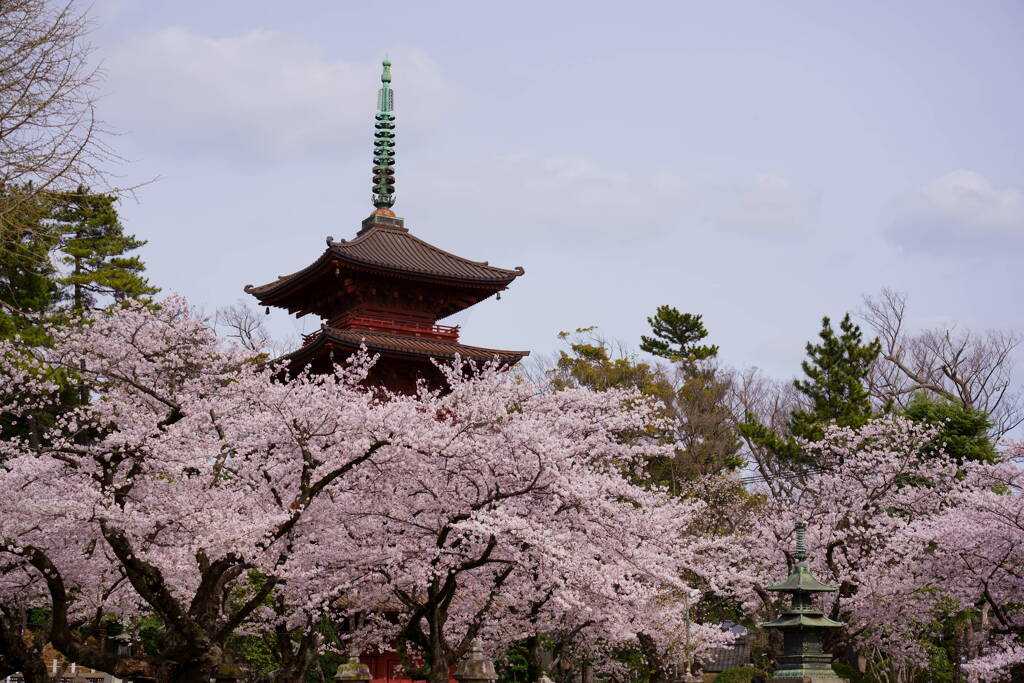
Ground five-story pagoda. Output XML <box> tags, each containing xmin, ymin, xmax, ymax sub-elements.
<box><xmin>245</xmin><ymin>61</ymin><xmax>528</xmax><ymax>392</ymax></box>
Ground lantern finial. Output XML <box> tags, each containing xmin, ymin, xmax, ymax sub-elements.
<box><xmin>795</xmin><ymin>519</ymin><xmax>808</xmax><ymax>563</ymax></box>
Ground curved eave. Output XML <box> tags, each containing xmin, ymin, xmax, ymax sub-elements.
<box><xmin>766</xmin><ymin>565</ymin><xmax>839</xmax><ymax>593</ymax></box>
<box><xmin>244</xmin><ymin>248</ymin><xmax>334</xmax><ymax>301</ymax></box>
<box><xmin>245</xmin><ymin>231</ymin><xmax>525</xmax><ymax>305</ymax></box>
<box><xmin>760</xmin><ymin>614</ymin><xmax>845</xmax><ymax>629</ymax></box>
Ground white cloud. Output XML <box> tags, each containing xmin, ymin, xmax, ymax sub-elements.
<box><xmin>413</xmin><ymin>155</ymin><xmax>818</xmax><ymax>245</ymax></box>
<box><xmin>711</xmin><ymin>173</ymin><xmax>820</xmax><ymax>238</ymax></box>
<box><xmin>885</xmin><ymin>170</ymin><xmax>1024</xmax><ymax>254</ymax></box>
<box><xmin>104</xmin><ymin>28</ymin><xmax>456</xmax><ymax>162</ymax></box>
<box><xmin>414</xmin><ymin>153</ymin><xmax>693</xmax><ymax>240</ymax></box>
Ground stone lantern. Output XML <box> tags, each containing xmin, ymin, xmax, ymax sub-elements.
<box><xmin>335</xmin><ymin>650</ymin><xmax>372</xmax><ymax>683</ymax></box>
<box><xmin>454</xmin><ymin>639</ymin><xmax>497</xmax><ymax>683</ymax></box>
<box><xmin>760</xmin><ymin>520</ymin><xmax>847</xmax><ymax>682</ymax></box>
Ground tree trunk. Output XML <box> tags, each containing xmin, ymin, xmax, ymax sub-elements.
<box><xmin>164</xmin><ymin>662</ymin><xmax>217</xmax><ymax>683</ymax></box>
<box><xmin>526</xmin><ymin>634</ymin><xmax>543</xmax><ymax>683</ymax></box>
<box><xmin>18</xmin><ymin>657</ymin><xmax>51</xmax><ymax>683</ymax></box>
<box><xmin>426</xmin><ymin>648</ymin><xmax>452</xmax><ymax>683</ymax></box>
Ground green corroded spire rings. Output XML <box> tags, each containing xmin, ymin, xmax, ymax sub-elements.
<box><xmin>372</xmin><ymin>59</ymin><xmax>396</xmax><ymax>209</ymax></box>
<box><xmin>795</xmin><ymin>520</ymin><xmax>808</xmax><ymax>563</ymax></box>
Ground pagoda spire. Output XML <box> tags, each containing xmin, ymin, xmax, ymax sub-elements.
<box><xmin>372</xmin><ymin>59</ymin><xmax>396</xmax><ymax>211</ymax></box>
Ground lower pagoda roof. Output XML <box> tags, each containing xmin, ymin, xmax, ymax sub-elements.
<box><xmin>282</xmin><ymin>326</ymin><xmax>529</xmax><ymax>367</ymax></box>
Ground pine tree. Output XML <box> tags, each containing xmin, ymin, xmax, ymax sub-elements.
<box><xmin>46</xmin><ymin>186</ymin><xmax>157</xmax><ymax>312</ymax></box>
<box><xmin>640</xmin><ymin>306</ymin><xmax>719</xmax><ymax>362</ymax></box>
<box><xmin>1</xmin><ymin>187</ymin><xmax>156</xmax><ymax>443</ymax></box>
<box><xmin>640</xmin><ymin>306</ymin><xmax>740</xmax><ymax>480</ymax></box>
<box><xmin>0</xmin><ymin>193</ymin><xmax>57</xmax><ymax>344</ymax></box>
<box><xmin>740</xmin><ymin>313</ymin><xmax>881</xmax><ymax>465</ymax></box>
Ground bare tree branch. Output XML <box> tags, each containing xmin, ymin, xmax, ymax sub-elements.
<box><xmin>861</xmin><ymin>288</ymin><xmax>1023</xmax><ymax>437</ymax></box>
<box><xmin>0</xmin><ymin>0</ymin><xmax>126</xmax><ymax>247</ymax></box>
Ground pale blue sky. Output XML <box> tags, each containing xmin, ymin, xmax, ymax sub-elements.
<box><xmin>89</xmin><ymin>0</ymin><xmax>1023</xmax><ymax>382</ymax></box>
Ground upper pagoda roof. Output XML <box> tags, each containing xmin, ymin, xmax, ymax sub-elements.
<box><xmin>245</xmin><ymin>219</ymin><xmax>524</xmax><ymax>301</ymax></box>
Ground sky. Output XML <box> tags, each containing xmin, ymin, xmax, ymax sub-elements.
<box><xmin>87</xmin><ymin>0</ymin><xmax>1024</xmax><ymax>384</ymax></box>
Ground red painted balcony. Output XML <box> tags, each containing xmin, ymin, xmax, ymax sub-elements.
<box><xmin>326</xmin><ymin>314</ymin><xmax>460</xmax><ymax>342</ymax></box>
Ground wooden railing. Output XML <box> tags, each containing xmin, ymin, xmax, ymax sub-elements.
<box><xmin>320</xmin><ymin>314</ymin><xmax>460</xmax><ymax>342</ymax></box>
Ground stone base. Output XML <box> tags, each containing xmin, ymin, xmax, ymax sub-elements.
<box><xmin>769</xmin><ymin>678</ymin><xmax>848</xmax><ymax>683</ymax></box>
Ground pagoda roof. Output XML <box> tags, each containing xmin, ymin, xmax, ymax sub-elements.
<box><xmin>245</xmin><ymin>222</ymin><xmax>524</xmax><ymax>300</ymax></box>
<box><xmin>766</xmin><ymin>564</ymin><xmax>839</xmax><ymax>594</ymax></box>
<box><xmin>283</xmin><ymin>326</ymin><xmax>529</xmax><ymax>366</ymax></box>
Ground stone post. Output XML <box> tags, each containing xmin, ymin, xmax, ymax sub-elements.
<box><xmin>335</xmin><ymin>650</ymin><xmax>373</xmax><ymax>683</ymax></box>
<box><xmin>455</xmin><ymin>639</ymin><xmax>497</xmax><ymax>683</ymax></box>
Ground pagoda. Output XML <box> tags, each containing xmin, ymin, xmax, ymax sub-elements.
<box><xmin>245</xmin><ymin>61</ymin><xmax>528</xmax><ymax>392</ymax></box>
<box><xmin>760</xmin><ymin>521</ymin><xmax>846</xmax><ymax>682</ymax></box>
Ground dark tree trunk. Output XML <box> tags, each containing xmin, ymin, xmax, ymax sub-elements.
<box><xmin>162</xmin><ymin>659</ymin><xmax>220</xmax><ymax>683</ymax></box>
<box><xmin>525</xmin><ymin>634</ymin><xmax>543</xmax><ymax>683</ymax></box>
<box><xmin>0</xmin><ymin>607</ymin><xmax>48</xmax><ymax>683</ymax></box>
<box><xmin>17</xmin><ymin>657</ymin><xmax>50</xmax><ymax>683</ymax></box>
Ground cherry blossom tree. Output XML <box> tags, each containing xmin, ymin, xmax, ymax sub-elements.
<box><xmin>746</xmin><ymin>418</ymin><xmax>1024</xmax><ymax>682</ymax></box>
<box><xmin>0</xmin><ymin>297</ymin><xmax>746</xmax><ymax>682</ymax></box>
<box><xmin>286</xmin><ymin>363</ymin><xmax>747</xmax><ymax>683</ymax></box>
<box><xmin>0</xmin><ymin>297</ymin><xmax>410</xmax><ymax>681</ymax></box>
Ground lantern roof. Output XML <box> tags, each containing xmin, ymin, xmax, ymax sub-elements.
<box><xmin>765</xmin><ymin>520</ymin><xmax>839</xmax><ymax>594</ymax></box>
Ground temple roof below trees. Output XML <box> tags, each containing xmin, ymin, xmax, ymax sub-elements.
<box><xmin>283</xmin><ymin>326</ymin><xmax>529</xmax><ymax>366</ymax></box>
<box><xmin>245</xmin><ymin>220</ymin><xmax>524</xmax><ymax>301</ymax></box>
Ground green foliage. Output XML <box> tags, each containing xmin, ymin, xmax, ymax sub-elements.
<box><xmin>226</xmin><ymin>632</ymin><xmax>277</xmax><ymax>678</ymax></box>
<box><xmin>312</xmin><ymin>649</ymin><xmax>346</xmax><ymax>682</ymax></box>
<box><xmin>609</xmin><ymin>641</ymin><xmax>655</xmax><ymax>683</ymax></box>
<box><xmin>791</xmin><ymin>313</ymin><xmax>879</xmax><ymax>439</ymax></box>
<box><xmin>900</xmin><ymin>393</ymin><xmax>997</xmax><ymax>464</ymax></box>
<box><xmin>552</xmin><ymin>320</ymin><xmax>740</xmax><ymax>487</ymax></box>
<box><xmin>0</xmin><ymin>186</ymin><xmax>155</xmax><ymax>341</ymax></box>
<box><xmin>46</xmin><ymin>186</ymin><xmax>157</xmax><ymax>313</ymax></box>
<box><xmin>831</xmin><ymin>661</ymin><xmax>868</xmax><ymax>682</ymax></box>
<box><xmin>640</xmin><ymin>305</ymin><xmax>719</xmax><ymax>362</ymax></box>
<box><xmin>496</xmin><ymin>641</ymin><xmax>530</xmax><ymax>683</ymax></box>
<box><xmin>712</xmin><ymin>665</ymin><xmax>768</xmax><ymax>682</ymax></box>
<box><xmin>0</xmin><ymin>189</ymin><xmax>58</xmax><ymax>345</ymax></box>
<box><xmin>740</xmin><ymin>313</ymin><xmax>880</xmax><ymax>465</ymax></box>
<box><xmin>670</xmin><ymin>366</ymin><xmax>743</xmax><ymax>478</ymax></box>
<box><xmin>553</xmin><ymin>327</ymin><xmax>669</xmax><ymax>395</ymax></box>
<box><xmin>639</xmin><ymin>305</ymin><xmax>741</xmax><ymax>478</ymax></box>
<box><xmin>923</xmin><ymin>642</ymin><xmax>955</xmax><ymax>683</ymax></box>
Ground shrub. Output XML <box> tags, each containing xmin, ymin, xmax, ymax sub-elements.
<box><xmin>713</xmin><ymin>666</ymin><xmax>769</xmax><ymax>683</ymax></box>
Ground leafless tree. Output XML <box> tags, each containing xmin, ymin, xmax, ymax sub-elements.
<box><xmin>215</xmin><ymin>301</ymin><xmax>300</xmax><ymax>358</ymax></box>
<box><xmin>0</xmin><ymin>0</ymin><xmax>118</xmax><ymax>238</ymax></box>
<box><xmin>725</xmin><ymin>365</ymin><xmax>804</xmax><ymax>496</ymax></box>
<box><xmin>861</xmin><ymin>288</ymin><xmax>1023</xmax><ymax>438</ymax></box>
<box><xmin>215</xmin><ymin>301</ymin><xmax>272</xmax><ymax>351</ymax></box>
